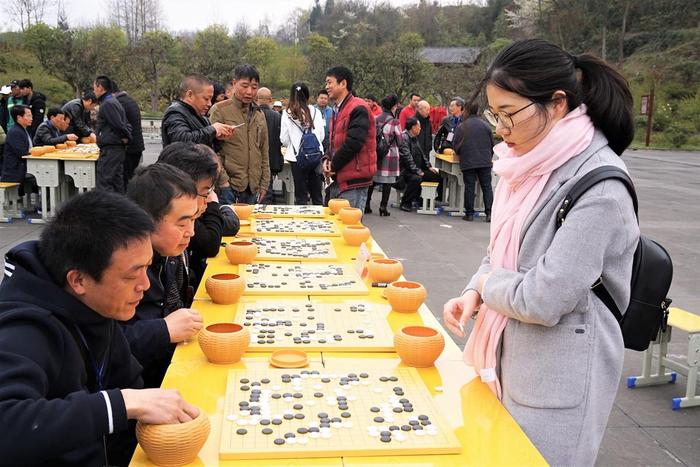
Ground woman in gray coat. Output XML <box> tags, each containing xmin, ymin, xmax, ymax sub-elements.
<box><xmin>443</xmin><ymin>39</ymin><xmax>638</xmax><ymax>466</ymax></box>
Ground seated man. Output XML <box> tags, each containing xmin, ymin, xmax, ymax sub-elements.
<box><xmin>157</xmin><ymin>141</ymin><xmax>230</xmax><ymax>286</ymax></box>
<box><xmin>398</xmin><ymin>117</ymin><xmax>441</xmax><ymax>212</ymax></box>
<box><xmin>124</xmin><ymin>163</ymin><xmax>203</xmax><ymax>388</ymax></box>
<box><xmin>33</xmin><ymin>107</ymin><xmax>78</xmax><ymax>146</ymax></box>
<box><xmin>0</xmin><ymin>190</ymin><xmax>198</xmax><ymax>466</ymax></box>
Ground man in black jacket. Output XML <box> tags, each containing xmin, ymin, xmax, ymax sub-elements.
<box><xmin>125</xmin><ymin>163</ymin><xmax>204</xmax><ymax>388</ymax></box>
<box><xmin>114</xmin><ymin>89</ymin><xmax>145</xmax><ymax>188</ymax></box>
<box><xmin>94</xmin><ymin>75</ymin><xmax>132</xmax><ymax>193</ymax></box>
<box><xmin>398</xmin><ymin>117</ymin><xmax>441</xmax><ymax>211</ymax></box>
<box><xmin>433</xmin><ymin>96</ymin><xmax>464</xmax><ymax>153</ymax></box>
<box><xmin>33</xmin><ymin>107</ymin><xmax>78</xmax><ymax>146</ymax></box>
<box><xmin>1</xmin><ymin>105</ymin><xmax>33</xmax><ymax>190</ymax></box>
<box><xmin>161</xmin><ymin>74</ymin><xmax>234</xmax><ymax>149</ymax></box>
<box><xmin>256</xmin><ymin>86</ymin><xmax>283</xmax><ymax>203</ymax></box>
<box><xmin>453</xmin><ymin>101</ymin><xmax>494</xmax><ymax>222</ymax></box>
<box><xmin>17</xmin><ymin>79</ymin><xmax>46</xmax><ymax>138</ymax></box>
<box><xmin>62</xmin><ymin>90</ymin><xmax>97</xmax><ymax>141</ymax></box>
<box><xmin>0</xmin><ymin>191</ymin><xmax>198</xmax><ymax>466</ymax></box>
<box><xmin>158</xmin><ymin>142</ymin><xmax>228</xmax><ymax>286</ymax></box>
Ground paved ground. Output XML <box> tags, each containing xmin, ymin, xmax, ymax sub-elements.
<box><xmin>1</xmin><ymin>143</ymin><xmax>698</xmax><ymax>465</ymax></box>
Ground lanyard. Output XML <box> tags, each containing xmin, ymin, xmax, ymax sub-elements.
<box><xmin>72</xmin><ymin>321</ymin><xmax>113</xmax><ymax>391</ymax></box>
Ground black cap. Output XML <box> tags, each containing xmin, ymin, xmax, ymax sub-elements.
<box><xmin>9</xmin><ymin>80</ymin><xmax>19</xmax><ymax>87</ymax></box>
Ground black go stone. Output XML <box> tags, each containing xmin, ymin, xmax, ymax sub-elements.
<box><xmin>401</xmin><ymin>425</ymin><xmax>411</xmax><ymax>431</ymax></box>
<box><xmin>294</xmin><ymin>413</ymin><xmax>305</xmax><ymax>420</ymax></box>
<box><xmin>262</xmin><ymin>428</ymin><xmax>273</xmax><ymax>435</ymax></box>
<box><xmin>283</xmin><ymin>414</ymin><xmax>294</xmax><ymax>420</ymax></box>
<box><xmin>393</xmin><ymin>407</ymin><xmax>403</xmax><ymax>413</ymax></box>
<box><xmin>297</xmin><ymin>427</ymin><xmax>308</xmax><ymax>434</ymax></box>
<box><xmin>341</xmin><ymin>412</ymin><xmax>351</xmax><ymax>418</ymax></box>
<box><xmin>293</xmin><ymin>404</ymin><xmax>303</xmax><ymax>410</ymax></box>
<box><xmin>240</xmin><ymin>378</ymin><xmax>250</xmax><ymax>384</ymax></box>
<box><xmin>380</xmin><ymin>436</ymin><xmax>391</xmax><ymax>443</ymax></box>
<box><xmin>284</xmin><ymin>432</ymin><xmax>295</xmax><ymax>438</ymax></box>
<box><xmin>272</xmin><ymin>419</ymin><xmax>282</xmax><ymax>425</ymax></box>
<box><xmin>373</xmin><ymin>416</ymin><xmax>384</xmax><ymax>423</ymax></box>
<box><xmin>381</xmin><ymin>431</ymin><xmax>391</xmax><ymax>437</ymax></box>
<box><xmin>314</xmin><ymin>392</ymin><xmax>323</xmax><ymax>398</ymax></box>
<box><xmin>370</xmin><ymin>407</ymin><xmax>380</xmax><ymax>413</ymax></box>
<box><xmin>236</xmin><ymin>428</ymin><xmax>247</xmax><ymax>435</ymax></box>
<box><xmin>274</xmin><ymin>438</ymin><xmax>285</xmax><ymax>445</ymax></box>
<box><xmin>272</xmin><ymin>393</ymin><xmax>281</xmax><ymax>399</ymax></box>
<box><xmin>389</xmin><ymin>425</ymin><xmax>400</xmax><ymax>431</ymax></box>
<box><xmin>260</xmin><ymin>419</ymin><xmax>270</xmax><ymax>425</ymax></box>
<box><xmin>412</xmin><ymin>425</ymin><xmax>423</xmax><ymax>431</ymax></box>
<box><xmin>240</xmin><ymin>385</ymin><xmax>250</xmax><ymax>391</ymax></box>
<box><xmin>379</xmin><ymin>377</ymin><xmax>389</xmax><ymax>382</ymax></box>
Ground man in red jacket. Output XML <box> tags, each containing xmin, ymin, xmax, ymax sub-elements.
<box><xmin>322</xmin><ymin>66</ymin><xmax>377</xmax><ymax>209</ymax></box>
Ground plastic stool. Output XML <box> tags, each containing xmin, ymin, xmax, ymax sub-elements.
<box><xmin>417</xmin><ymin>182</ymin><xmax>439</xmax><ymax>215</ymax></box>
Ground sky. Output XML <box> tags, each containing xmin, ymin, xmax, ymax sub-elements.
<box><xmin>1</xmin><ymin>0</ymin><xmax>474</xmax><ymax>33</ymax></box>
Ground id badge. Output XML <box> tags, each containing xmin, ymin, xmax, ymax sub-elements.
<box><xmin>446</xmin><ymin>130</ymin><xmax>454</xmax><ymax>142</ymax></box>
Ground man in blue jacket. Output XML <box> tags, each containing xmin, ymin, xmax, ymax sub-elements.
<box><xmin>0</xmin><ymin>191</ymin><xmax>198</xmax><ymax>466</ymax></box>
<box><xmin>94</xmin><ymin>75</ymin><xmax>132</xmax><ymax>193</ymax></box>
<box><xmin>125</xmin><ymin>163</ymin><xmax>204</xmax><ymax>388</ymax></box>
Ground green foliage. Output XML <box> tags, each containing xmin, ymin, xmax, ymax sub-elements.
<box><xmin>664</xmin><ymin>122</ymin><xmax>692</xmax><ymax>148</ymax></box>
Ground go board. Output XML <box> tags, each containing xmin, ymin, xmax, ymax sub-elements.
<box><xmin>235</xmin><ymin>300</ymin><xmax>394</xmax><ymax>352</ymax></box>
<box><xmin>253</xmin><ymin>219</ymin><xmax>340</xmax><ymax>237</ymax></box>
<box><xmin>242</xmin><ymin>263</ymin><xmax>368</xmax><ymax>296</ymax></box>
<box><xmin>220</xmin><ymin>368</ymin><xmax>462</xmax><ymax>460</ymax></box>
<box><xmin>250</xmin><ymin>237</ymin><xmax>336</xmax><ymax>261</ymax></box>
<box><xmin>254</xmin><ymin>204</ymin><xmax>326</xmax><ymax>218</ymax></box>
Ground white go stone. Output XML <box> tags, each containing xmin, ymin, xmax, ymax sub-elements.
<box><xmin>331</xmin><ymin>422</ymin><xmax>342</xmax><ymax>429</ymax></box>
<box><xmin>272</xmin><ymin>385</ymin><xmax>282</xmax><ymax>391</ymax></box>
<box><xmin>297</xmin><ymin>437</ymin><xmax>309</xmax><ymax>445</ymax></box>
<box><xmin>395</xmin><ymin>433</ymin><xmax>407</xmax><ymax>442</ymax></box>
<box><xmin>287</xmin><ymin>437</ymin><xmax>298</xmax><ymax>445</ymax></box>
<box><xmin>283</xmin><ymin>409</ymin><xmax>294</xmax><ymax>415</ymax></box>
<box><xmin>226</xmin><ymin>415</ymin><xmax>237</xmax><ymax>422</ymax></box>
<box><xmin>415</xmin><ymin>430</ymin><xmax>426</xmax><ymax>437</ymax></box>
<box><xmin>308</xmin><ymin>421</ymin><xmax>319</xmax><ymax>428</ymax></box>
<box><xmin>236</xmin><ymin>419</ymin><xmax>248</xmax><ymax>426</ymax></box>
<box><xmin>309</xmin><ymin>432</ymin><xmax>320</xmax><ymax>439</ymax></box>
<box><xmin>321</xmin><ymin>432</ymin><xmax>332</xmax><ymax>439</ymax></box>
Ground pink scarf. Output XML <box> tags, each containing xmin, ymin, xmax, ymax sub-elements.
<box><xmin>463</xmin><ymin>105</ymin><xmax>595</xmax><ymax>399</ymax></box>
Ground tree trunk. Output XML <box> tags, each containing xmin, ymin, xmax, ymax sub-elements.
<box><xmin>619</xmin><ymin>0</ymin><xmax>630</xmax><ymax>67</ymax></box>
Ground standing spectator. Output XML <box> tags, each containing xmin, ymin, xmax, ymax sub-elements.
<box><xmin>211</xmin><ymin>82</ymin><xmax>228</xmax><ymax>105</ymax></box>
<box><xmin>210</xmin><ymin>64</ymin><xmax>270</xmax><ymax>205</ymax></box>
<box><xmin>17</xmin><ymin>79</ymin><xmax>46</xmax><ymax>138</ymax></box>
<box><xmin>398</xmin><ymin>117</ymin><xmax>441</xmax><ymax>211</ymax></box>
<box><xmin>62</xmin><ymin>90</ymin><xmax>97</xmax><ymax>141</ymax></box>
<box><xmin>161</xmin><ymin>74</ymin><xmax>234</xmax><ymax>149</ymax></box>
<box><xmin>416</xmin><ymin>100</ymin><xmax>433</xmax><ymax>157</ymax></box>
<box><xmin>281</xmin><ymin>82</ymin><xmax>325</xmax><ymax>206</ymax></box>
<box><xmin>454</xmin><ymin>101</ymin><xmax>494</xmax><ymax>222</ymax></box>
<box><xmin>33</xmin><ymin>108</ymin><xmax>78</xmax><ymax>146</ymax></box>
<box><xmin>433</xmin><ymin>97</ymin><xmax>464</xmax><ymax>153</ymax></box>
<box><xmin>93</xmin><ymin>75</ymin><xmax>131</xmax><ymax>193</ymax></box>
<box><xmin>273</xmin><ymin>100</ymin><xmax>283</xmax><ymax>114</ymax></box>
<box><xmin>322</xmin><ymin>66</ymin><xmax>376</xmax><ymax>209</ymax></box>
<box><xmin>398</xmin><ymin>92</ymin><xmax>421</xmax><ymax>129</ymax></box>
<box><xmin>1</xmin><ymin>81</ymin><xmax>25</xmax><ymax>132</ymax></box>
<box><xmin>114</xmin><ymin>87</ymin><xmax>145</xmax><ymax>188</ymax></box>
<box><xmin>429</xmin><ymin>103</ymin><xmax>447</xmax><ymax>134</ymax></box>
<box><xmin>1</xmin><ymin>105</ymin><xmax>33</xmax><ymax>190</ymax></box>
<box><xmin>365</xmin><ymin>94</ymin><xmax>382</xmax><ymax>117</ymax></box>
<box><xmin>366</xmin><ymin>94</ymin><xmax>401</xmax><ymax>216</ymax></box>
<box><xmin>256</xmin><ymin>86</ymin><xmax>283</xmax><ymax>203</ymax></box>
<box><xmin>314</xmin><ymin>89</ymin><xmax>332</xmax><ymax>152</ymax></box>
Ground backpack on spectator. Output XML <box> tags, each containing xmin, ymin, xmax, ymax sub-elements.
<box><xmin>291</xmin><ymin>108</ymin><xmax>323</xmax><ymax>171</ymax></box>
<box><xmin>556</xmin><ymin>165</ymin><xmax>673</xmax><ymax>351</ymax></box>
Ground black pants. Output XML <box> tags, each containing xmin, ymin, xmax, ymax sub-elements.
<box><xmin>291</xmin><ymin>161</ymin><xmax>323</xmax><ymax>205</ymax></box>
<box><xmin>96</xmin><ymin>145</ymin><xmax>126</xmax><ymax>194</ymax></box>
<box><xmin>123</xmin><ymin>150</ymin><xmax>142</xmax><ymax>190</ymax></box>
<box><xmin>462</xmin><ymin>167</ymin><xmax>493</xmax><ymax>215</ymax></box>
<box><xmin>366</xmin><ymin>182</ymin><xmax>392</xmax><ymax>209</ymax></box>
<box><xmin>401</xmin><ymin>170</ymin><xmax>442</xmax><ymax>207</ymax></box>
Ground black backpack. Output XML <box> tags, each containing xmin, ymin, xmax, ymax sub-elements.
<box><xmin>376</xmin><ymin>121</ymin><xmax>392</xmax><ymax>164</ymax></box>
<box><xmin>556</xmin><ymin>166</ymin><xmax>673</xmax><ymax>351</ymax></box>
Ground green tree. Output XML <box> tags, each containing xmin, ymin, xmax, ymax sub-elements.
<box><xmin>191</xmin><ymin>25</ymin><xmax>240</xmax><ymax>83</ymax></box>
<box><xmin>136</xmin><ymin>30</ymin><xmax>179</xmax><ymax>112</ymax></box>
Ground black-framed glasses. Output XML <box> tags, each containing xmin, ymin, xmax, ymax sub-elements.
<box><xmin>483</xmin><ymin>101</ymin><xmax>536</xmax><ymax>129</ymax></box>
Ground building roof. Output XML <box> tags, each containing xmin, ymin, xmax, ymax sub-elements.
<box><xmin>420</xmin><ymin>47</ymin><xmax>481</xmax><ymax>65</ymax></box>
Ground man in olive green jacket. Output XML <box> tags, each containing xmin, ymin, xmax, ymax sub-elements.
<box><xmin>209</xmin><ymin>65</ymin><xmax>270</xmax><ymax>204</ymax></box>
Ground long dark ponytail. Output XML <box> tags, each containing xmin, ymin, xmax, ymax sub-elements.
<box><xmin>471</xmin><ymin>38</ymin><xmax>633</xmax><ymax>155</ymax></box>
<box><xmin>287</xmin><ymin>82</ymin><xmax>313</xmax><ymax>129</ymax></box>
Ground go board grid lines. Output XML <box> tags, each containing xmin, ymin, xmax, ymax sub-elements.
<box><xmin>220</xmin><ymin>368</ymin><xmax>462</xmax><ymax>460</ymax></box>
<box><xmin>252</xmin><ymin>218</ymin><xmax>341</xmax><ymax>237</ymax></box>
<box><xmin>242</xmin><ymin>262</ymin><xmax>368</xmax><ymax>296</ymax></box>
<box><xmin>249</xmin><ymin>237</ymin><xmax>337</xmax><ymax>261</ymax></box>
<box><xmin>253</xmin><ymin>204</ymin><xmax>326</xmax><ymax>218</ymax></box>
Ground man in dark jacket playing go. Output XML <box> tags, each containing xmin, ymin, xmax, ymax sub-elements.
<box><xmin>125</xmin><ymin>163</ymin><xmax>204</xmax><ymax>388</ymax></box>
<box><xmin>93</xmin><ymin>75</ymin><xmax>132</xmax><ymax>193</ymax></box>
<box><xmin>0</xmin><ymin>191</ymin><xmax>198</xmax><ymax>466</ymax></box>
<box><xmin>161</xmin><ymin>74</ymin><xmax>235</xmax><ymax>149</ymax></box>
<box><xmin>62</xmin><ymin>90</ymin><xmax>97</xmax><ymax>141</ymax></box>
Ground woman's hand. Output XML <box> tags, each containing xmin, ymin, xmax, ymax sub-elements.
<box><xmin>443</xmin><ymin>289</ymin><xmax>482</xmax><ymax>337</ymax></box>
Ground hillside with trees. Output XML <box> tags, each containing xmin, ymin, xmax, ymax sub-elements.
<box><xmin>1</xmin><ymin>0</ymin><xmax>698</xmax><ymax>148</ymax></box>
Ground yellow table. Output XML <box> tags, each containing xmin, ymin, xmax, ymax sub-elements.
<box><xmin>130</xmin><ymin>208</ymin><xmax>546</xmax><ymax>466</ymax></box>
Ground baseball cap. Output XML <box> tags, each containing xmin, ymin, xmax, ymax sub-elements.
<box><xmin>273</xmin><ymin>100</ymin><xmax>283</xmax><ymax>107</ymax></box>
<box><xmin>0</xmin><ymin>86</ymin><xmax>11</xmax><ymax>95</ymax></box>
<box><xmin>10</xmin><ymin>80</ymin><xmax>19</xmax><ymax>87</ymax></box>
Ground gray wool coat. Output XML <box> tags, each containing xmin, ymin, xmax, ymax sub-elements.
<box><xmin>466</xmin><ymin>131</ymin><xmax>639</xmax><ymax>466</ymax></box>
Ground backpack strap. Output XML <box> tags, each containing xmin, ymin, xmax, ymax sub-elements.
<box><xmin>555</xmin><ymin>165</ymin><xmax>639</xmax><ymax>323</ymax></box>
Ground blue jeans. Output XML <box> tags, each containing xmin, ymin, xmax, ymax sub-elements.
<box><xmin>329</xmin><ymin>183</ymin><xmax>369</xmax><ymax>210</ymax></box>
<box><xmin>220</xmin><ymin>187</ymin><xmax>258</xmax><ymax>205</ymax></box>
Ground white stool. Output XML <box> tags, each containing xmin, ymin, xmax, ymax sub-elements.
<box><xmin>417</xmin><ymin>182</ymin><xmax>439</xmax><ymax>215</ymax></box>
<box><xmin>0</xmin><ymin>182</ymin><xmax>24</xmax><ymax>222</ymax></box>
